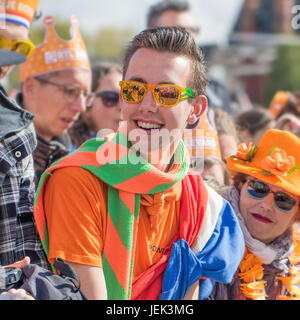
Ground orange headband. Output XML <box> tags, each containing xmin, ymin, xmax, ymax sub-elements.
<box><xmin>0</xmin><ymin>0</ymin><xmax>39</xmax><ymax>29</ymax></box>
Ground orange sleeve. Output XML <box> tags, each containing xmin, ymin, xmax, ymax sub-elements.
<box><xmin>44</xmin><ymin>167</ymin><xmax>107</xmax><ymax>268</ymax></box>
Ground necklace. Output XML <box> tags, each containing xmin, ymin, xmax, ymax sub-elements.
<box><xmin>238</xmin><ymin>228</ymin><xmax>300</xmax><ymax>300</ymax></box>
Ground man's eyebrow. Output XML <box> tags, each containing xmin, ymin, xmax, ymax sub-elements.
<box><xmin>129</xmin><ymin>77</ymin><xmax>146</xmax><ymax>83</ymax></box>
<box><xmin>128</xmin><ymin>77</ymin><xmax>176</xmax><ymax>85</ymax></box>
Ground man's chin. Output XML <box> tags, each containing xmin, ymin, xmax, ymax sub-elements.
<box><xmin>53</xmin><ymin>128</ymin><xmax>68</xmax><ymax>139</ymax></box>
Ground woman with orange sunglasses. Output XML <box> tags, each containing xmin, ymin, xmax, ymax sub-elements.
<box><xmin>210</xmin><ymin>129</ymin><xmax>300</xmax><ymax>300</ymax></box>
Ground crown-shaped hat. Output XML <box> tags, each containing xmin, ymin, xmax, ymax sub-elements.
<box><xmin>183</xmin><ymin>110</ymin><xmax>221</xmax><ymax>159</ymax></box>
<box><xmin>0</xmin><ymin>0</ymin><xmax>39</xmax><ymax>29</ymax></box>
<box><xmin>20</xmin><ymin>15</ymin><xmax>90</xmax><ymax>82</ymax></box>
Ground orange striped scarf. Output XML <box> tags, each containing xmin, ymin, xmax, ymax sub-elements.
<box><xmin>34</xmin><ymin>123</ymin><xmax>190</xmax><ymax>299</ymax></box>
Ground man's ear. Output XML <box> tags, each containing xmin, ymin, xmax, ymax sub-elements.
<box><xmin>22</xmin><ymin>76</ymin><xmax>37</xmax><ymax>100</ymax></box>
<box><xmin>187</xmin><ymin>95</ymin><xmax>207</xmax><ymax>125</ymax></box>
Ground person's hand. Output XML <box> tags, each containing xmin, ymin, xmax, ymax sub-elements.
<box><xmin>0</xmin><ymin>257</ymin><xmax>33</xmax><ymax>300</ymax></box>
<box><xmin>4</xmin><ymin>257</ymin><xmax>30</xmax><ymax>269</ymax></box>
<box><xmin>0</xmin><ymin>288</ymin><xmax>34</xmax><ymax>300</ymax></box>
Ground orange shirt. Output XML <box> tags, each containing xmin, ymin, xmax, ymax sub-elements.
<box><xmin>44</xmin><ymin>167</ymin><xmax>182</xmax><ymax>279</ymax></box>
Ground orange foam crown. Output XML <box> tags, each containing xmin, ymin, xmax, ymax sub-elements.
<box><xmin>183</xmin><ymin>110</ymin><xmax>221</xmax><ymax>159</ymax></box>
<box><xmin>20</xmin><ymin>15</ymin><xmax>90</xmax><ymax>82</ymax></box>
<box><xmin>0</xmin><ymin>0</ymin><xmax>39</xmax><ymax>28</ymax></box>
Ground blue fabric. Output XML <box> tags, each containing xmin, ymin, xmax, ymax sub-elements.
<box><xmin>159</xmin><ymin>199</ymin><xmax>245</xmax><ymax>300</ymax></box>
<box><xmin>198</xmin><ymin>278</ymin><xmax>215</xmax><ymax>300</ymax></box>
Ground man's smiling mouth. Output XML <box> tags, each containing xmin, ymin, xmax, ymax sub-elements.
<box><xmin>134</xmin><ymin>120</ymin><xmax>164</xmax><ymax>130</ymax></box>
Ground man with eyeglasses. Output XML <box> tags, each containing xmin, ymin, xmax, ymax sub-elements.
<box><xmin>17</xmin><ymin>15</ymin><xmax>92</xmax><ymax>186</ymax></box>
<box><xmin>0</xmin><ymin>0</ymin><xmax>50</xmax><ymax>299</ymax></box>
<box><xmin>35</xmin><ymin>27</ymin><xmax>244</xmax><ymax>300</ymax></box>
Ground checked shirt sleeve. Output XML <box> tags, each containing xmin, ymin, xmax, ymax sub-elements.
<box><xmin>0</xmin><ymin>123</ymin><xmax>49</xmax><ymax>268</ymax></box>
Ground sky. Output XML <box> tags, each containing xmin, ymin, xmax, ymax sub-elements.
<box><xmin>36</xmin><ymin>0</ymin><xmax>244</xmax><ymax>45</ymax></box>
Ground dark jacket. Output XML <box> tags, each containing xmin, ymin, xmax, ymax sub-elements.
<box><xmin>33</xmin><ymin>133</ymin><xmax>71</xmax><ymax>187</ymax></box>
<box><xmin>0</xmin><ymin>85</ymin><xmax>48</xmax><ymax>267</ymax></box>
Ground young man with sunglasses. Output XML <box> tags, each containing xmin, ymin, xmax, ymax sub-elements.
<box><xmin>0</xmin><ymin>0</ymin><xmax>51</xmax><ymax>299</ymax></box>
<box><xmin>18</xmin><ymin>15</ymin><xmax>91</xmax><ymax>185</ymax></box>
<box><xmin>210</xmin><ymin>129</ymin><xmax>300</xmax><ymax>300</ymax></box>
<box><xmin>34</xmin><ymin>27</ymin><xmax>245</xmax><ymax>300</ymax></box>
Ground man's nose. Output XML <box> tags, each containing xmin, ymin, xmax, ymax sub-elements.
<box><xmin>70</xmin><ymin>92</ymin><xmax>87</xmax><ymax>113</ymax></box>
<box><xmin>138</xmin><ymin>90</ymin><xmax>159</xmax><ymax>113</ymax></box>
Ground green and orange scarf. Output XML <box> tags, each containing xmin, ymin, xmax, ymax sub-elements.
<box><xmin>34</xmin><ymin>123</ymin><xmax>190</xmax><ymax>300</ymax></box>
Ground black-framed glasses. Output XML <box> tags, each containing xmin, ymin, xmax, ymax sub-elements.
<box><xmin>87</xmin><ymin>90</ymin><xmax>119</xmax><ymax>108</ymax></box>
<box><xmin>35</xmin><ymin>77</ymin><xmax>93</xmax><ymax>106</ymax></box>
<box><xmin>246</xmin><ymin>179</ymin><xmax>298</xmax><ymax>213</ymax></box>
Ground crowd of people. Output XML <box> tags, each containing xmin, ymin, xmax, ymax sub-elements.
<box><xmin>0</xmin><ymin>0</ymin><xmax>299</xmax><ymax>301</ymax></box>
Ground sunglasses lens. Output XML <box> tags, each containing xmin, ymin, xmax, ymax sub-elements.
<box><xmin>274</xmin><ymin>193</ymin><xmax>296</xmax><ymax>212</ymax></box>
<box><xmin>100</xmin><ymin>91</ymin><xmax>119</xmax><ymax>107</ymax></box>
<box><xmin>247</xmin><ymin>181</ymin><xmax>269</xmax><ymax>199</ymax></box>
<box><xmin>0</xmin><ymin>38</ymin><xmax>5</xmax><ymax>48</ymax></box>
<box><xmin>0</xmin><ymin>37</ymin><xmax>33</xmax><ymax>58</ymax></box>
<box><xmin>12</xmin><ymin>42</ymin><xmax>32</xmax><ymax>57</ymax></box>
<box><xmin>247</xmin><ymin>180</ymin><xmax>297</xmax><ymax>212</ymax></box>
<box><xmin>121</xmin><ymin>82</ymin><xmax>146</xmax><ymax>103</ymax></box>
<box><xmin>154</xmin><ymin>85</ymin><xmax>180</xmax><ymax>106</ymax></box>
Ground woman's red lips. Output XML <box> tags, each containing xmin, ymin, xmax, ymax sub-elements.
<box><xmin>251</xmin><ymin>213</ymin><xmax>273</xmax><ymax>224</ymax></box>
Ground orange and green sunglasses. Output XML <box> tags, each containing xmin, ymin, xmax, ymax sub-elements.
<box><xmin>0</xmin><ymin>36</ymin><xmax>35</xmax><ymax>58</ymax></box>
<box><xmin>119</xmin><ymin>80</ymin><xmax>195</xmax><ymax>108</ymax></box>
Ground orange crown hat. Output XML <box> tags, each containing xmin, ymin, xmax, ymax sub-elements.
<box><xmin>0</xmin><ymin>0</ymin><xmax>39</xmax><ymax>29</ymax></box>
<box><xmin>20</xmin><ymin>15</ymin><xmax>90</xmax><ymax>82</ymax></box>
<box><xmin>269</xmin><ymin>91</ymin><xmax>290</xmax><ymax>119</ymax></box>
<box><xmin>227</xmin><ymin>129</ymin><xmax>300</xmax><ymax>196</ymax></box>
<box><xmin>183</xmin><ymin>110</ymin><xmax>221</xmax><ymax>159</ymax></box>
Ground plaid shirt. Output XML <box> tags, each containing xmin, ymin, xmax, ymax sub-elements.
<box><xmin>0</xmin><ymin>87</ymin><xmax>48</xmax><ymax>268</ymax></box>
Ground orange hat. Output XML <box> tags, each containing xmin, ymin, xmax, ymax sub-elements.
<box><xmin>0</xmin><ymin>0</ymin><xmax>39</xmax><ymax>29</ymax></box>
<box><xmin>227</xmin><ymin>129</ymin><xmax>300</xmax><ymax>196</ymax></box>
<box><xmin>269</xmin><ymin>91</ymin><xmax>290</xmax><ymax>119</ymax></box>
<box><xmin>20</xmin><ymin>15</ymin><xmax>90</xmax><ymax>82</ymax></box>
<box><xmin>183</xmin><ymin>110</ymin><xmax>221</xmax><ymax>159</ymax></box>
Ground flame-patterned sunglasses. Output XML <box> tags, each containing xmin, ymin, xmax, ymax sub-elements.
<box><xmin>119</xmin><ymin>80</ymin><xmax>195</xmax><ymax>108</ymax></box>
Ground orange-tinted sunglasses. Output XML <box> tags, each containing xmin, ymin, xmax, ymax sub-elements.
<box><xmin>119</xmin><ymin>80</ymin><xmax>195</xmax><ymax>108</ymax></box>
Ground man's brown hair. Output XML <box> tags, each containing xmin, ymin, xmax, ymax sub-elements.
<box><xmin>122</xmin><ymin>26</ymin><xmax>208</xmax><ymax>97</ymax></box>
